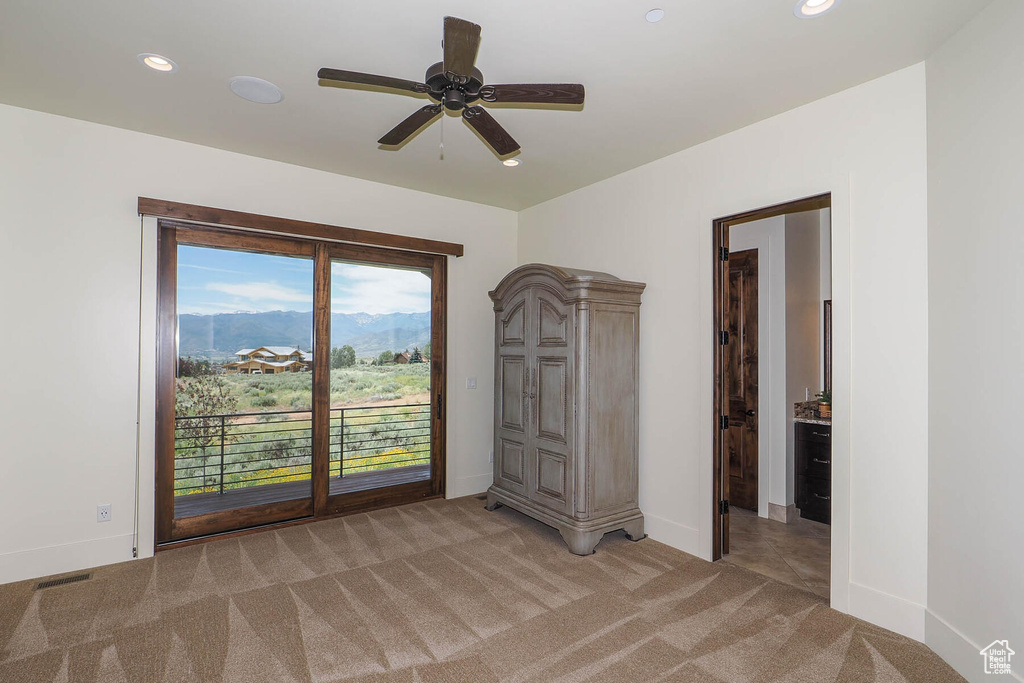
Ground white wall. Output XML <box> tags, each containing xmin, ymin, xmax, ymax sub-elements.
<box><xmin>0</xmin><ymin>103</ymin><xmax>518</xmax><ymax>585</ymax></box>
<box><xmin>925</xmin><ymin>1</ymin><xmax>1024</xmax><ymax>680</ymax></box>
<box><xmin>784</xmin><ymin>211</ymin><xmax>821</xmax><ymax>507</ymax></box>
<box><xmin>518</xmin><ymin>64</ymin><xmax>929</xmax><ymax>640</ymax></box>
<box><xmin>728</xmin><ymin>217</ymin><xmax>786</xmax><ymax>519</ymax></box>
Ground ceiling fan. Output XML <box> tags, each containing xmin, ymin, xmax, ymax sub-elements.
<box><xmin>317</xmin><ymin>16</ymin><xmax>585</xmax><ymax>157</ymax></box>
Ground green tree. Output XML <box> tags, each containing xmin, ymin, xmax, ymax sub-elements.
<box><xmin>409</xmin><ymin>347</ymin><xmax>423</xmax><ymax>363</ymax></box>
<box><xmin>376</xmin><ymin>350</ymin><xmax>395</xmax><ymax>365</ymax></box>
<box><xmin>175</xmin><ymin>375</ymin><xmax>241</xmax><ymax>492</ymax></box>
<box><xmin>178</xmin><ymin>356</ymin><xmax>213</xmax><ymax>377</ymax></box>
<box><xmin>338</xmin><ymin>345</ymin><xmax>356</xmax><ymax>367</ymax></box>
<box><xmin>175</xmin><ymin>375</ymin><xmax>239</xmax><ymax>450</ymax></box>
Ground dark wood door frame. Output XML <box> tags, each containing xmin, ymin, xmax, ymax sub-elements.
<box><xmin>155</xmin><ymin>221</ymin><xmax>448</xmax><ymax>548</ymax></box>
<box><xmin>712</xmin><ymin>192</ymin><xmax>830</xmax><ymax>561</ymax></box>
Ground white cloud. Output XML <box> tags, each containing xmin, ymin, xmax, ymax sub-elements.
<box><xmin>331</xmin><ymin>264</ymin><xmax>431</xmax><ymax>315</ymax></box>
<box><xmin>179</xmin><ymin>264</ymin><xmax>243</xmax><ymax>274</ymax></box>
<box><xmin>206</xmin><ymin>281</ymin><xmax>312</xmax><ymax>304</ymax></box>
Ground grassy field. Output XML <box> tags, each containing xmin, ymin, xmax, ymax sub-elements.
<box><xmin>201</xmin><ymin>362</ymin><xmax>431</xmax><ymax>412</ymax></box>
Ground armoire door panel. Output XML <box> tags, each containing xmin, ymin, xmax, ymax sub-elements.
<box><xmin>501</xmin><ymin>300</ymin><xmax>526</xmax><ymax>346</ymax></box>
<box><xmin>536</xmin><ymin>357</ymin><xmax>569</xmax><ymax>443</ymax></box>
<box><xmin>533</xmin><ymin>448</ymin><xmax>571</xmax><ymax>513</ymax></box>
<box><xmin>498</xmin><ymin>438</ymin><xmax>526</xmax><ymax>491</ymax></box>
<box><xmin>537</xmin><ymin>297</ymin><xmax>569</xmax><ymax>346</ymax></box>
<box><xmin>500</xmin><ymin>357</ymin><xmax>527</xmax><ymax>431</ymax></box>
<box><xmin>536</xmin><ymin>449</ymin><xmax>567</xmax><ymax>497</ymax></box>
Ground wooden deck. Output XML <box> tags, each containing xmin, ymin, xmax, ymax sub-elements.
<box><xmin>174</xmin><ymin>464</ymin><xmax>431</xmax><ymax>517</ymax></box>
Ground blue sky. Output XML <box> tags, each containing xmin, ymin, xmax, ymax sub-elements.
<box><xmin>177</xmin><ymin>246</ymin><xmax>431</xmax><ymax>316</ymax></box>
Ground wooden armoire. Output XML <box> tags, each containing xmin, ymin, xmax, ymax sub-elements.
<box><xmin>485</xmin><ymin>264</ymin><xmax>646</xmax><ymax>555</ymax></box>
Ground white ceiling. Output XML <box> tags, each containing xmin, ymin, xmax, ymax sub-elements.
<box><xmin>0</xmin><ymin>0</ymin><xmax>991</xmax><ymax>210</ymax></box>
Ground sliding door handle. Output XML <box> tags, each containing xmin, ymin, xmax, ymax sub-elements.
<box><xmin>436</xmin><ymin>393</ymin><xmax>442</xmax><ymax>420</ymax></box>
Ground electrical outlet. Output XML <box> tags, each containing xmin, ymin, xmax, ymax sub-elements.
<box><xmin>466</xmin><ymin>377</ymin><xmax>477</xmax><ymax>390</ymax></box>
<box><xmin>489</xmin><ymin>449</ymin><xmax>494</xmax><ymax>463</ymax></box>
<box><xmin>97</xmin><ymin>504</ymin><xmax>111</xmax><ymax>523</ymax></box>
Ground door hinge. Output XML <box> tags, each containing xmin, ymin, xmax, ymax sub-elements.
<box><xmin>720</xmin><ymin>415</ymin><xmax>730</xmax><ymax>430</ymax></box>
<box><xmin>719</xmin><ymin>246</ymin><xmax>730</xmax><ymax>261</ymax></box>
<box><xmin>719</xmin><ymin>500</ymin><xmax>730</xmax><ymax>515</ymax></box>
<box><xmin>719</xmin><ymin>330</ymin><xmax>730</xmax><ymax>345</ymax></box>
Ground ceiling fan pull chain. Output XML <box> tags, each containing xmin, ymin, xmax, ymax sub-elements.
<box><xmin>439</xmin><ymin>115</ymin><xmax>445</xmax><ymax>161</ymax></box>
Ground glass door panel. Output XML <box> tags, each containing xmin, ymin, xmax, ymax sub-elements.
<box><xmin>327</xmin><ymin>260</ymin><xmax>433</xmax><ymax>495</ymax></box>
<box><xmin>172</xmin><ymin>244</ymin><xmax>314</xmax><ymax>524</ymax></box>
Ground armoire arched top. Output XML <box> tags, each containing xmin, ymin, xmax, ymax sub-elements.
<box><xmin>489</xmin><ymin>263</ymin><xmax>646</xmax><ymax>308</ymax></box>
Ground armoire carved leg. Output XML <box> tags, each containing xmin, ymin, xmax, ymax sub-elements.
<box><xmin>559</xmin><ymin>527</ymin><xmax>603</xmax><ymax>555</ymax></box>
<box><xmin>484</xmin><ymin>491</ymin><xmax>503</xmax><ymax>511</ymax></box>
<box><xmin>622</xmin><ymin>517</ymin><xmax>646</xmax><ymax>542</ymax></box>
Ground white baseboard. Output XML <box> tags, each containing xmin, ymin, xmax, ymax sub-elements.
<box><xmin>848</xmin><ymin>581</ymin><xmax>926</xmax><ymax>641</ymax></box>
<box><xmin>0</xmin><ymin>533</ymin><xmax>136</xmax><ymax>586</ymax></box>
<box><xmin>768</xmin><ymin>503</ymin><xmax>797</xmax><ymax>523</ymax></box>
<box><xmin>926</xmin><ymin>609</ymin><xmax>1023</xmax><ymax>683</ymax></box>
<box><xmin>446</xmin><ymin>472</ymin><xmax>493</xmax><ymax>500</ymax></box>
<box><xmin>645</xmin><ymin>513</ymin><xmax>700</xmax><ymax>556</ymax></box>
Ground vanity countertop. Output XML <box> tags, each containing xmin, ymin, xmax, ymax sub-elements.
<box><xmin>794</xmin><ymin>417</ymin><xmax>831</xmax><ymax>426</ymax></box>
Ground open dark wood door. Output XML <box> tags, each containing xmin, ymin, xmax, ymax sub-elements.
<box><xmin>726</xmin><ymin>250</ymin><xmax>759</xmax><ymax>513</ymax></box>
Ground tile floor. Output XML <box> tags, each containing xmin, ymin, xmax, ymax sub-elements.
<box><xmin>722</xmin><ymin>506</ymin><xmax>831</xmax><ymax>599</ymax></box>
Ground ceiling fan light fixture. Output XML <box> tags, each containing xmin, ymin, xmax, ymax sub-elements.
<box><xmin>646</xmin><ymin>8</ymin><xmax>666</xmax><ymax>23</ymax></box>
<box><xmin>229</xmin><ymin>76</ymin><xmax>284</xmax><ymax>104</ymax></box>
<box><xmin>794</xmin><ymin>0</ymin><xmax>841</xmax><ymax>18</ymax></box>
<box><xmin>317</xmin><ymin>16</ymin><xmax>584</xmax><ymax>157</ymax></box>
<box><xmin>137</xmin><ymin>53</ymin><xmax>177</xmax><ymax>72</ymax></box>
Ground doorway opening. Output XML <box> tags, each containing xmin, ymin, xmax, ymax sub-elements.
<box><xmin>712</xmin><ymin>193</ymin><xmax>833</xmax><ymax>601</ymax></box>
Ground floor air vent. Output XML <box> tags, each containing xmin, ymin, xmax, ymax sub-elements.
<box><xmin>35</xmin><ymin>573</ymin><xmax>92</xmax><ymax>590</ymax></box>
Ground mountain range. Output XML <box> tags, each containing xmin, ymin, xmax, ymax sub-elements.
<box><xmin>178</xmin><ymin>310</ymin><xmax>430</xmax><ymax>359</ymax></box>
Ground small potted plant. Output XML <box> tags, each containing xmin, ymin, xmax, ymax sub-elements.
<box><xmin>815</xmin><ymin>389</ymin><xmax>832</xmax><ymax>419</ymax></box>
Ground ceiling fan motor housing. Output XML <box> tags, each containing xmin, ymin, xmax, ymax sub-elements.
<box><xmin>425</xmin><ymin>61</ymin><xmax>483</xmax><ymax>110</ymax></box>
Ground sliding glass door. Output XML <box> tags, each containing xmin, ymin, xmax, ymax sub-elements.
<box><xmin>156</xmin><ymin>224</ymin><xmax>446</xmax><ymax>544</ymax></box>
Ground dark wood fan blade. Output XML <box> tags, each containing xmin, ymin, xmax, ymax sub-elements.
<box><xmin>378</xmin><ymin>105</ymin><xmax>443</xmax><ymax>146</ymax></box>
<box><xmin>318</xmin><ymin>68</ymin><xmax>427</xmax><ymax>94</ymax></box>
<box><xmin>443</xmin><ymin>16</ymin><xmax>481</xmax><ymax>81</ymax></box>
<box><xmin>481</xmin><ymin>83</ymin><xmax>585</xmax><ymax>105</ymax></box>
<box><xmin>462</xmin><ymin>106</ymin><xmax>520</xmax><ymax>156</ymax></box>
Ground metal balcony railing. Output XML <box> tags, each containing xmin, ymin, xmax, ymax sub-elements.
<box><xmin>172</xmin><ymin>403</ymin><xmax>431</xmax><ymax>496</ymax></box>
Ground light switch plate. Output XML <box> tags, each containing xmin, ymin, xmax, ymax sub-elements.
<box><xmin>466</xmin><ymin>377</ymin><xmax>477</xmax><ymax>390</ymax></box>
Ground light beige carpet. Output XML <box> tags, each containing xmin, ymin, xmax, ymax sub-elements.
<box><xmin>0</xmin><ymin>496</ymin><xmax>964</xmax><ymax>682</ymax></box>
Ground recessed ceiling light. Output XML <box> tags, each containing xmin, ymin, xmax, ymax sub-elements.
<box><xmin>137</xmin><ymin>53</ymin><xmax>177</xmax><ymax>73</ymax></box>
<box><xmin>503</xmin><ymin>159</ymin><xmax>520</xmax><ymax>167</ymax></box>
<box><xmin>646</xmin><ymin>8</ymin><xmax>666</xmax><ymax>23</ymax></box>
<box><xmin>229</xmin><ymin>76</ymin><xmax>284</xmax><ymax>104</ymax></box>
<box><xmin>794</xmin><ymin>0</ymin><xmax>842</xmax><ymax>19</ymax></box>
